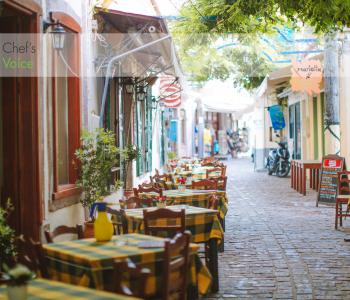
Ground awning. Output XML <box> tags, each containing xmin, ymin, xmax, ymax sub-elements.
<box><xmin>95</xmin><ymin>7</ymin><xmax>181</xmax><ymax>79</ymax></box>
<box><xmin>96</xmin><ymin>7</ymin><xmax>185</xmax><ymax>125</ymax></box>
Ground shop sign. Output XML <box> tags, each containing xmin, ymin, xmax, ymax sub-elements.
<box><xmin>290</xmin><ymin>59</ymin><xmax>323</xmax><ymax>95</ymax></box>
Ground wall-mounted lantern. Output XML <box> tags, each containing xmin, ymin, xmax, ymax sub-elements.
<box><xmin>43</xmin><ymin>22</ymin><xmax>66</xmax><ymax>51</ymax></box>
<box><xmin>137</xmin><ymin>85</ymin><xmax>146</xmax><ymax>102</ymax></box>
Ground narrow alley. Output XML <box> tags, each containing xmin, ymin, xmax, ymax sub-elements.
<box><xmin>212</xmin><ymin>159</ymin><xmax>350</xmax><ymax>300</ymax></box>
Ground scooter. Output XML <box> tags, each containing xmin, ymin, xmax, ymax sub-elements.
<box><xmin>266</xmin><ymin>142</ymin><xmax>291</xmax><ymax>177</ymax></box>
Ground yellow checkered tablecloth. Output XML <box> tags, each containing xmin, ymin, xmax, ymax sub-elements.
<box><xmin>0</xmin><ymin>278</ymin><xmax>138</xmax><ymax>300</ymax></box>
<box><xmin>43</xmin><ymin>233</ymin><xmax>212</xmax><ymax>296</ymax></box>
<box><xmin>124</xmin><ymin>205</ymin><xmax>224</xmax><ymax>244</ymax></box>
<box><xmin>140</xmin><ymin>189</ymin><xmax>228</xmax><ymax>219</ymax></box>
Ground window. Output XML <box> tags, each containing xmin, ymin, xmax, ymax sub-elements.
<box><xmin>50</xmin><ymin>13</ymin><xmax>81</xmax><ymax>200</ymax></box>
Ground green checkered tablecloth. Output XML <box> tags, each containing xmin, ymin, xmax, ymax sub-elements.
<box><xmin>140</xmin><ymin>189</ymin><xmax>228</xmax><ymax>219</ymax></box>
<box><xmin>173</xmin><ymin>166</ymin><xmax>218</xmax><ymax>180</ymax></box>
<box><xmin>0</xmin><ymin>278</ymin><xmax>137</xmax><ymax>300</ymax></box>
<box><xmin>123</xmin><ymin>205</ymin><xmax>224</xmax><ymax>244</ymax></box>
<box><xmin>43</xmin><ymin>233</ymin><xmax>212</xmax><ymax>296</ymax></box>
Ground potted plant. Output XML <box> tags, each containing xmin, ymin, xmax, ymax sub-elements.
<box><xmin>121</xmin><ymin>144</ymin><xmax>141</xmax><ymax>198</ymax></box>
<box><xmin>2</xmin><ymin>264</ymin><xmax>35</xmax><ymax>300</ymax></box>
<box><xmin>0</xmin><ymin>199</ymin><xmax>17</xmax><ymax>270</ymax></box>
<box><xmin>75</xmin><ymin>128</ymin><xmax>121</xmax><ymax>237</ymax></box>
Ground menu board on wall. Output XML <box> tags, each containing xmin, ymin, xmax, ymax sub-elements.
<box><xmin>317</xmin><ymin>155</ymin><xmax>346</xmax><ymax>206</ymax></box>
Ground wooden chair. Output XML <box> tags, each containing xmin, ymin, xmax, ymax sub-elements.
<box><xmin>113</xmin><ymin>259</ymin><xmax>150</xmax><ymax>298</ymax></box>
<box><xmin>335</xmin><ymin>171</ymin><xmax>350</xmax><ymax>229</ymax></box>
<box><xmin>150</xmin><ymin>174</ymin><xmax>172</xmax><ymax>189</ymax></box>
<box><xmin>44</xmin><ymin>225</ymin><xmax>84</xmax><ymax>243</ymax></box>
<box><xmin>162</xmin><ymin>231</ymin><xmax>191</xmax><ymax>300</ymax></box>
<box><xmin>143</xmin><ymin>208</ymin><xmax>185</xmax><ymax>238</ymax></box>
<box><xmin>16</xmin><ymin>236</ymin><xmax>49</xmax><ymax>279</ymax></box>
<box><xmin>191</xmin><ymin>179</ymin><xmax>218</xmax><ymax>190</ymax></box>
<box><xmin>133</xmin><ymin>186</ymin><xmax>163</xmax><ymax>197</ymax></box>
<box><xmin>120</xmin><ymin>196</ymin><xmax>153</xmax><ymax>209</ymax></box>
<box><xmin>107</xmin><ymin>207</ymin><xmax>129</xmax><ymax>234</ymax></box>
<box><xmin>139</xmin><ymin>182</ymin><xmax>155</xmax><ymax>189</ymax></box>
<box><xmin>119</xmin><ymin>197</ymin><xmax>142</xmax><ymax>209</ymax></box>
<box><xmin>210</xmin><ymin>176</ymin><xmax>228</xmax><ymax>191</ymax></box>
<box><xmin>206</xmin><ymin>166</ymin><xmax>226</xmax><ymax>178</ymax></box>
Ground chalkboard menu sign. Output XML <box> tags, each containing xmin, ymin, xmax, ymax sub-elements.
<box><xmin>317</xmin><ymin>155</ymin><xmax>346</xmax><ymax>206</ymax></box>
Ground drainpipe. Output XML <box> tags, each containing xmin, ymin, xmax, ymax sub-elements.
<box><xmin>99</xmin><ymin>35</ymin><xmax>172</xmax><ymax>127</ymax></box>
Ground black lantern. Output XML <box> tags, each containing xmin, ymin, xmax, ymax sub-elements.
<box><xmin>51</xmin><ymin>24</ymin><xmax>66</xmax><ymax>51</ymax></box>
<box><xmin>122</xmin><ymin>78</ymin><xmax>134</xmax><ymax>94</ymax></box>
<box><xmin>137</xmin><ymin>86</ymin><xmax>146</xmax><ymax>102</ymax></box>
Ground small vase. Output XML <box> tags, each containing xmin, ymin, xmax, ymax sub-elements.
<box><xmin>157</xmin><ymin>202</ymin><xmax>166</xmax><ymax>208</ymax></box>
<box><xmin>178</xmin><ymin>184</ymin><xmax>186</xmax><ymax>192</ymax></box>
<box><xmin>7</xmin><ymin>285</ymin><xmax>28</xmax><ymax>300</ymax></box>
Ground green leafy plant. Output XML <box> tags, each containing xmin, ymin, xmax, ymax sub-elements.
<box><xmin>0</xmin><ymin>199</ymin><xmax>17</xmax><ymax>267</ymax></box>
<box><xmin>120</xmin><ymin>144</ymin><xmax>141</xmax><ymax>189</ymax></box>
<box><xmin>174</xmin><ymin>0</ymin><xmax>350</xmax><ymax>34</ymax></box>
<box><xmin>75</xmin><ymin>128</ymin><xmax>121</xmax><ymax>210</ymax></box>
<box><xmin>2</xmin><ymin>264</ymin><xmax>35</xmax><ymax>286</ymax></box>
<box><xmin>167</xmin><ymin>151</ymin><xmax>177</xmax><ymax>160</ymax></box>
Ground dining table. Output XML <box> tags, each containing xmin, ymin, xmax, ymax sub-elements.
<box><xmin>0</xmin><ymin>278</ymin><xmax>139</xmax><ymax>300</ymax></box>
<box><xmin>110</xmin><ymin>205</ymin><xmax>223</xmax><ymax>292</ymax></box>
<box><xmin>173</xmin><ymin>166</ymin><xmax>220</xmax><ymax>180</ymax></box>
<box><xmin>139</xmin><ymin>189</ymin><xmax>228</xmax><ymax>220</ymax></box>
<box><xmin>43</xmin><ymin>233</ymin><xmax>212</xmax><ymax>298</ymax></box>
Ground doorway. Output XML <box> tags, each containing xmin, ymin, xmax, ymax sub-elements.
<box><xmin>289</xmin><ymin>102</ymin><xmax>301</xmax><ymax>159</ymax></box>
<box><xmin>0</xmin><ymin>2</ymin><xmax>41</xmax><ymax>240</ymax></box>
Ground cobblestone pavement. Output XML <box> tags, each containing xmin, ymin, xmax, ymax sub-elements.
<box><xmin>205</xmin><ymin>158</ymin><xmax>350</xmax><ymax>300</ymax></box>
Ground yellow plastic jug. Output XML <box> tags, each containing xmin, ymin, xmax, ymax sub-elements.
<box><xmin>90</xmin><ymin>202</ymin><xmax>114</xmax><ymax>242</ymax></box>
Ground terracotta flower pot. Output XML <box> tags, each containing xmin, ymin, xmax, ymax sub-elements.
<box><xmin>83</xmin><ymin>221</ymin><xmax>94</xmax><ymax>238</ymax></box>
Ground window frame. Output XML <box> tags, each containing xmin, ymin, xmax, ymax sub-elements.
<box><xmin>50</xmin><ymin>12</ymin><xmax>81</xmax><ymax>201</ymax></box>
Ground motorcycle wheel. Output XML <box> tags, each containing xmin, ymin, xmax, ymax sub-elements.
<box><xmin>276</xmin><ymin>161</ymin><xmax>290</xmax><ymax>178</ymax></box>
<box><xmin>266</xmin><ymin>158</ymin><xmax>273</xmax><ymax>175</ymax></box>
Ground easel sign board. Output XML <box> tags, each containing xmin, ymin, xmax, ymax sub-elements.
<box><xmin>317</xmin><ymin>155</ymin><xmax>346</xmax><ymax>206</ymax></box>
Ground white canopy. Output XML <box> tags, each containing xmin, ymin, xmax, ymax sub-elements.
<box><xmin>198</xmin><ymin>80</ymin><xmax>254</xmax><ymax>113</ymax></box>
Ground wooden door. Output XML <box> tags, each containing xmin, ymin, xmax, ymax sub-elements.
<box><xmin>0</xmin><ymin>5</ymin><xmax>41</xmax><ymax>240</ymax></box>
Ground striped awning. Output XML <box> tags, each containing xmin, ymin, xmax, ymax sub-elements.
<box><xmin>159</xmin><ymin>76</ymin><xmax>182</xmax><ymax>108</ymax></box>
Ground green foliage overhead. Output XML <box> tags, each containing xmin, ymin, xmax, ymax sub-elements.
<box><xmin>75</xmin><ymin>128</ymin><xmax>121</xmax><ymax>208</ymax></box>
<box><xmin>173</xmin><ymin>32</ymin><xmax>274</xmax><ymax>89</ymax></box>
<box><xmin>175</xmin><ymin>0</ymin><xmax>350</xmax><ymax>34</ymax></box>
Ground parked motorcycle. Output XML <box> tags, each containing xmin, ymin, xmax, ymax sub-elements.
<box><xmin>266</xmin><ymin>142</ymin><xmax>291</xmax><ymax>177</ymax></box>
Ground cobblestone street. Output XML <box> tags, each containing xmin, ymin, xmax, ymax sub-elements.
<box><xmin>208</xmin><ymin>159</ymin><xmax>350</xmax><ymax>300</ymax></box>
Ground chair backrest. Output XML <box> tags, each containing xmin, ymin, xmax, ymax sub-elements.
<box><xmin>210</xmin><ymin>176</ymin><xmax>228</xmax><ymax>191</ymax></box>
<box><xmin>44</xmin><ymin>225</ymin><xmax>84</xmax><ymax>243</ymax></box>
<box><xmin>119</xmin><ymin>196</ymin><xmax>142</xmax><ymax>209</ymax></box>
<box><xmin>206</xmin><ymin>167</ymin><xmax>225</xmax><ymax>178</ymax></box>
<box><xmin>191</xmin><ymin>179</ymin><xmax>218</xmax><ymax>190</ymax></box>
<box><xmin>133</xmin><ymin>186</ymin><xmax>163</xmax><ymax>197</ymax></box>
<box><xmin>338</xmin><ymin>171</ymin><xmax>350</xmax><ymax>195</ymax></box>
<box><xmin>162</xmin><ymin>231</ymin><xmax>191</xmax><ymax>300</ymax></box>
<box><xmin>113</xmin><ymin>259</ymin><xmax>150</xmax><ymax>298</ymax></box>
<box><xmin>143</xmin><ymin>208</ymin><xmax>185</xmax><ymax>238</ymax></box>
<box><xmin>16</xmin><ymin>236</ymin><xmax>49</xmax><ymax>279</ymax></box>
<box><xmin>151</xmin><ymin>174</ymin><xmax>172</xmax><ymax>189</ymax></box>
